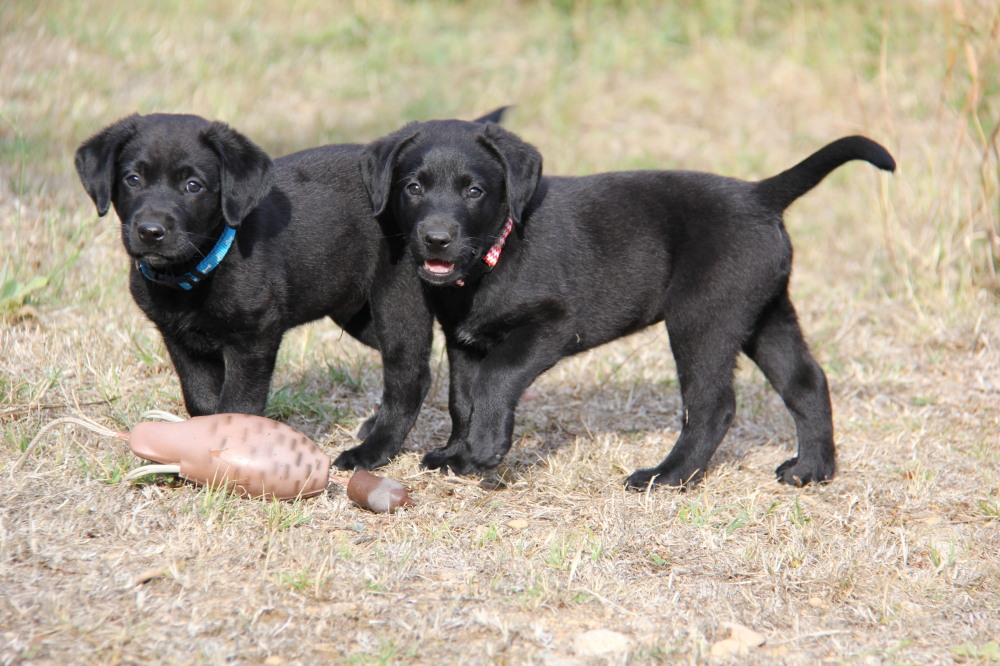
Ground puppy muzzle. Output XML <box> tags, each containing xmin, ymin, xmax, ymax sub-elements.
<box><xmin>415</xmin><ymin>217</ymin><xmax>467</xmax><ymax>280</ymax></box>
<box><xmin>127</xmin><ymin>211</ymin><xmax>197</xmax><ymax>268</ymax></box>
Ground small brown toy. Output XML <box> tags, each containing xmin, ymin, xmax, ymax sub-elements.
<box><xmin>346</xmin><ymin>469</ymin><xmax>415</xmax><ymax>513</ymax></box>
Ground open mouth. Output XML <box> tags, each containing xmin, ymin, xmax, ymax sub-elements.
<box><xmin>422</xmin><ymin>259</ymin><xmax>456</xmax><ymax>277</ymax></box>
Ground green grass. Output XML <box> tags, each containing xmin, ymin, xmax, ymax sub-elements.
<box><xmin>264</xmin><ymin>380</ymin><xmax>348</xmax><ymax>423</ymax></box>
<box><xmin>264</xmin><ymin>496</ymin><xmax>312</xmax><ymax>532</ymax></box>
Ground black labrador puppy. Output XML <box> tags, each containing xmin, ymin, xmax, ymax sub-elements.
<box><xmin>74</xmin><ymin>110</ymin><xmax>504</xmax><ymax>470</ymax></box>
<box><xmin>359</xmin><ymin>120</ymin><xmax>895</xmax><ymax>489</ymax></box>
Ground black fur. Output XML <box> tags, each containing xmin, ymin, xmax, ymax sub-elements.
<box><xmin>360</xmin><ymin>120</ymin><xmax>895</xmax><ymax>489</ymax></box>
<box><xmin>75</xmin><ymin>110</ymin><xmax>507</xmax><ymax>468</ymax></box>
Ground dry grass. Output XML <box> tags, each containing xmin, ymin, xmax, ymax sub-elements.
<box><xmin>2</xmin><ymin>1</ymin><xmax>999</xmax><ymax>663</ymax></box>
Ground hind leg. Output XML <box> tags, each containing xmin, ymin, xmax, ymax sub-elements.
<box><xmin>742</xmin><ymin>293</ymin><xmax>836</xmax><ymax>486</ymax></box>
<box><xmin>625</xmin><ymin>314</ymin><xmax>742</xmax><ymax>490</ymax></box>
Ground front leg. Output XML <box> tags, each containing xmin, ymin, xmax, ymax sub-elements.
<box><xmin>162</xmin><ymin>336</ymin><xmax>225</xmax><ymax>416</ymax></box>
<box><xmin>421</xmin><ymin>342</ymin><xmax>482</xmax><ymax>471</ymax></box>
<box><xmin>423</xmin><ymin>325</ymin><xmax>562</xmax><ymax>474</ymax></box>
<box><xmin>216</xmin><ymin>333</ymin><xmax>282</xmax><ymax>416</ymax></box>
<box><xmin>334</xmin><ymin>263</ymin><xmax>433</xmax><ymax>470</ymax></box>
<box><xmin>331</xmin><ymin>305</ymin><xmax>380</xmax><ymax>440</ymax></box>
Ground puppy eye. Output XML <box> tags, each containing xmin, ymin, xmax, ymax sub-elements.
<box><xmin>185</xmin><ymin>180</ymin><xmax>203</xmax><ymax>194</ymax></box>
<box><xmin>405</xmin><ymin>182</ymin><xmax>423</xmax><ymax>196</ymax></box>
<box><xmin>124</xmin><ymin>174</ymin><xmax>140</xmax><ymax>188</ymax></box>
<box><xmin>466</xmin><ymin>186</ymin><xmax>483</xmax><ymax>199</ymax></box>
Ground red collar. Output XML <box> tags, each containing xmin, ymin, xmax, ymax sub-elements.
<box><xmin>456</xmin><ymin>215</ymin><xmax>514</xmax><ymax>287</ymax></box>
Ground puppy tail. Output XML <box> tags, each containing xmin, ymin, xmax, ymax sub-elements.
<box><xmin>754</xmin><ymin>136</ymin><xmax>896</xmax><ymax>211</ymax></box>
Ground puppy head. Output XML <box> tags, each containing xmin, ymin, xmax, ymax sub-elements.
<box><xmin>360</xmin><ymin>119</ymin><xmax>542</xmax><ymax>286</ymax></box>
<box><xmin>74</xmin><ymin>113</ymin><xmax>273</xmax><ymax>269</ymax></box>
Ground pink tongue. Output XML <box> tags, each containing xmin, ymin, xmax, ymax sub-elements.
<box><xmin>424</xmin><ymin>260</ymin><xmax>455</xmax><ymax>275</ymax></box>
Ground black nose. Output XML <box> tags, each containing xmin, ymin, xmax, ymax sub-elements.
<box><xmin>137</xmin><ymin>222</ymin><xmax>166</xmax><ymax>243</ymax></box>
<box><xmin>424</xmin><ymin>229</ymin><xmax>452</xmax><ymax>249</ymax></box>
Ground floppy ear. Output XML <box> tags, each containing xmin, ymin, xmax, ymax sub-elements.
<box><xmin>472</xmin><ymin>106</ymin><xmax>511</xmax><ymax>125</ymax></box>
<box><xmin>477</xmin><ymin>123</ymin><xmax>542</xmax><ymax>228</ymax></box>
<box><xmin>74</xmin><ymin>114</ymin><xmax>140</xmax><ymax>217</ymax></box>
<box><xmin>200</xmin><ymin>122</ymin><xmax>275</xmax><ymax>227</ymax></box>
<box><xmin>359</xmin><ymin>123</ymin><xmax>419</xmax><ymax>217</ymax></box>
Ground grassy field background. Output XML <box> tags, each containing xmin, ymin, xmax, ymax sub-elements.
<box><xmin>2</xmin><ymin>0</ymin><xmax>999</xmax><ymax>663</ymax></box>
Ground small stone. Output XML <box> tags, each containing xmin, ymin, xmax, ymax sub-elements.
<box><xmin>710</xmin><ymin>638</ymin><xmax>746</xmax><ymax>658</ymax></box>
<box><xmin>721</xmin><ymin>621</ymin><xmax>766</xmax><ymax>648</ymax></box>
<box><xmin>711</xmin><ymin>622</ymin><xmax>766</xmax><ymax>659</ymax></box>
<box><xmin>573</xmin><ymin>629</ymin><xmax>632</xmax><ymax>657</ymax></box>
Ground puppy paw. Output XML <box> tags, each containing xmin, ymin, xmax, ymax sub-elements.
<box><xmin>334</xmin><ymin>444</ymin><xmax>392</xmax><ymax>471</ymax></box>
<box><xmin>422</xmin><ymin>447</ymin><xmax>477</xmax><ymax>475</ymax></box>
<box><xmin>775</xmin><ymin>457</ymin><xmax>835</xmax><ymax>486</ymax></box>
<box><xmin>624</xmin><ymin>467</ymin><xmax>696</xmax><ymax>491</ymax></box>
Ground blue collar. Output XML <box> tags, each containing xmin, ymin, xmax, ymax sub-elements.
<box><xmin>137</xmin><ymin>225</ymin><xmax>236</xmax><ymax>291</ymax></box>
